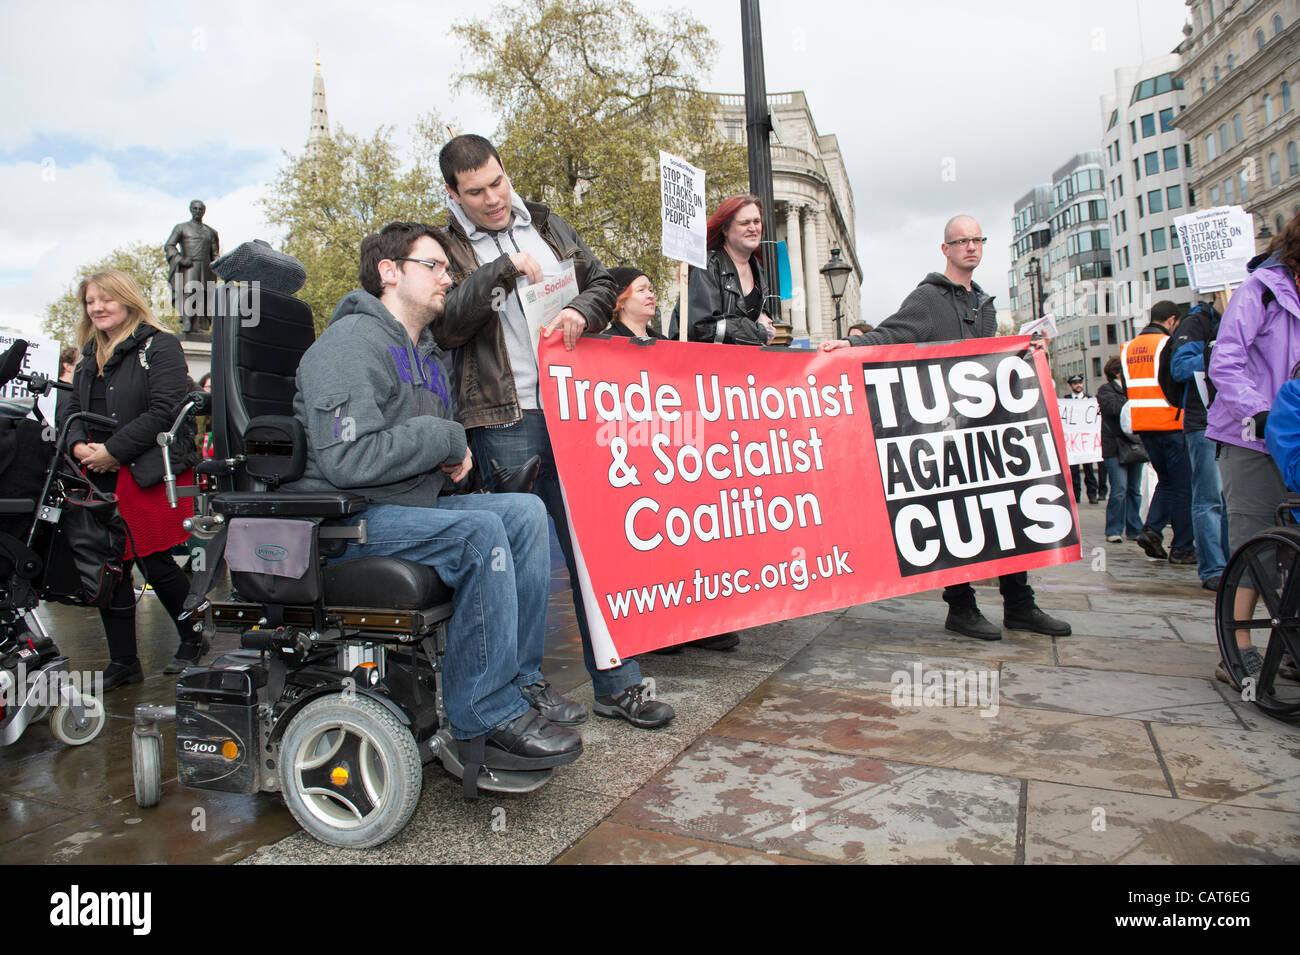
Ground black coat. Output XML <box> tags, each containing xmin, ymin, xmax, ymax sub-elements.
<box><xmin>668</xmin><ymin>249</ymin><xmax>769</xmax><ymax>345</ymax></box>
<box><xmin>1096</xmin><ymin>378</ymin><xmax>1128</xmax><ymax>460</ymax></box>
<box><xmin>66</xmin><ymin>325</ymin><xmax>198</xmax><ymax>488</ymax></box>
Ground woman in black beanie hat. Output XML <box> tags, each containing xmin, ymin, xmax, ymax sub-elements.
<box><xmin>607</xmin><ymin>267</ymin><xmax>665</xmax><ymax>340</ymax></box>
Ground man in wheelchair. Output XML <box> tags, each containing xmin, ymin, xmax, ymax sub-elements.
<box><xmin>288</xmin><ymin>221</ymin><xmax>583</xmax><ymax>770</ymax></box>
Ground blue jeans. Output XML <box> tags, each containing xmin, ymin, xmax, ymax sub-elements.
<box><xmin>337</xmin><ymin>493</ymin><xmax>548</xmax><ymax>739</ymax></box>
<box><xmin>470</xmin><ymin>411</ymin><xmax>644</xmax><ymax>697</ymax></box>
<box><xmin>1139</xmin><ymin>431</ymin><xmax>1194</xmax><ymax>553</ymax></box>
<box><xmin>1185</xmin><ymin>429</ymin><xmax>1229</xmax><ymax>582</ymax></box>
<box><xmin>1103</xmin><ymin>457</ymin><xmax>1144</xmax><ymax>539</ymax></box>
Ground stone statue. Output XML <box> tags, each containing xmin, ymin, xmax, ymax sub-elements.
<box><xmin>164</xmin><ymin>200</ymin><xmax>220</xmax><ymax>336</ymax></box>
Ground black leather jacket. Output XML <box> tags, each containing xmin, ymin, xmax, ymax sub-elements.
<box><xmin>434</xmin><ymin>201</ymin><xmax>616</xmax><ymax>430</ymax></box>
<box><xmin>66</xmin><ymin>325</ymin><xmax>198</xmax><ymax>488</ymax></box>
<box><xmin>668</xmin><ymin>249</ymin><xmax>769</xmax><ymax>345</ymax></box>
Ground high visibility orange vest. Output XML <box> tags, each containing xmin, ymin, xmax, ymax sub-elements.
<box><xmin>1121</xmin><ymin>332</ymin><xmax>1181</xmax><ymax>431</ymax></box>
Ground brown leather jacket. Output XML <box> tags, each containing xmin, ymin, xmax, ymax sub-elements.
<box><xmin>434</xmin><ymin>201</ymin><xmax>616</xmax><ymax>430</ymax></box>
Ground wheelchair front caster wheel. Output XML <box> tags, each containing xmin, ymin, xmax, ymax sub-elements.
<box><xmin>49</xmin><ymin>697</ymin><xmax>106</xmax><ymax>746</ymax></box>
<box><xmin>279</xmin><ymin>694</ymin><xmax>422</xmax><ymax>849</ymax></box>
<box><xmin>132</xmin><ymin>732</ymin><xmax>162</xmax><ymax>807</ymax></box>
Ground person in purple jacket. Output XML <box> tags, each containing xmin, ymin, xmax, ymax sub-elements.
<box><xmin>1207</xmin><ymin>210</ymin><xmax>1300</xmax><ymax>686</ymax></box>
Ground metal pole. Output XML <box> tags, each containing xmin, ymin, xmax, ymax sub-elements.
<box><xmin>740</xmin><ymin>0</ymin><xmax>781</xmax><ymax>330</ymax></box>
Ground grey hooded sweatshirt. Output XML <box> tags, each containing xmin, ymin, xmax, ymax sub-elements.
<box><xmin>288</xmin><ymin>289</ymin><xmax>467</xmax><ymax>507</ymax></box>
<box><xmin>853</xmin><ymin>271</ymin><xmax>997</xmax><ymax>346</ymax></box>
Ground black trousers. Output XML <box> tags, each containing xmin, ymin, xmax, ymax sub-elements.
<box><xmin>943</xmin><ymin>573</ymin><xmax>1035</xmax><ymax>615</ymax></box>
<box><xmin>100</xmin><ymin>549</ymin><xmax>195</xmax><ymax>663</ymax></box>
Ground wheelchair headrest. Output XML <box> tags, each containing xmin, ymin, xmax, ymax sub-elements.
<box><xmin>211</xmin><ymin>240</ymin><xmax>307</xmax><ymax>295</ymax></box>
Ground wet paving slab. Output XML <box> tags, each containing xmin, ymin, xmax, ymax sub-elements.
<box><xmin>607</xmin><ymin>736</ymin><xmax>1022</xmax><ymax>864</ymax></box>
<box><xmin>997</xmin><ymin>663</ymin><xmax>1243</xmax><ymax>728</ymax></box>
<box><xmin>712</xmin><ymin>681</ymin><xmax>1172</xmax><ymax>795</ymax></box>
<box><xmin>1023</xmin><ymin>780</ymin><xmax>1300</xmax><ymax>864</ymax></box>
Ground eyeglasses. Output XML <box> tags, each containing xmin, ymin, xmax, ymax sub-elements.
<box><xmin>394</xmin><ymin>257</ymin><xmax>450</xmax><ymax>278</ymax></box>
<box><xmin>944</xmin><ymin>237</ymin><xmax>988</xmax><ymax>247</ymax></box>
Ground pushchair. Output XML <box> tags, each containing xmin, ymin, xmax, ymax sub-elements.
<box><xmin>131</xmin><ymin>275</ymin><xmax>557</xmax><ymax>849</ymax></box>
<box><xmin>0</xmin><ymin>340</ymin><xmax>108</xmax><ymax>747</ymax></box>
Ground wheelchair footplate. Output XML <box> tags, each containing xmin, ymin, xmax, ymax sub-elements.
<box><xmin>427</xmin><ymin>728</ymin><xmax>554</xmax><ymax>794</ymax></box>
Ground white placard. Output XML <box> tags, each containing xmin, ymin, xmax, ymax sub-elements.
<box><xmin>0</xmin><ymin>331</ymin><xmax>59</xmax><ymax>423</ymax></box>
<box><xmin>517</xmin><ymin>259</ymin><xmax>578</xmax><ymax>345</ymax></box>
<box><xmin>1018</xmin><ymin>313</ymin><xmax>1059</xmax><ymax>339</ymax></box>
<box><xmin>1173</xmin><ymin>206</ymin><xmax>1254</xmax><ymax>292</ymax></box>
<box><xmin>1057</xmin><ymin>396</ymin><xmax>1102</xmax><ymax>465</ymax></box>
<box><xmin>659</xmin><ymin>151</ymin><xmax>706</xmax><ymax>269</ymax></box>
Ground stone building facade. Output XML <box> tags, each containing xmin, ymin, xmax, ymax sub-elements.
<box><xmin>707</xmin><ymin>91</ymin><xmax>861</xmax><ymax>344</ymax></box>
<box><xmin>1174</xmin><ymin>0</ymin><xmax>1299</xmax><ymax>245</ymax></box>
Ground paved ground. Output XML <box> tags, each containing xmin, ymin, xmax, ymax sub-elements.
<box><xmin>4</xmin><ymin>501</ymin><xmax>1298</xmax><ymax>864</ymax></box>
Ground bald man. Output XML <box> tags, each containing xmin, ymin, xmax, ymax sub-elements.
<box><xmin>823</xmin><ymin>215</ymin><xmax>1072</xmax><ymax>641</ymax></box>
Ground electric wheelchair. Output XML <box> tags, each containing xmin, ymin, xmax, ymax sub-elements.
<box><xmin>132</xmin><ymin>278</ymin><xmax>555</xmax><ymax>849</ymax></box>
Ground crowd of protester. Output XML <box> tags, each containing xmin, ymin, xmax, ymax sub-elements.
<box><xmin>38</xmin><ymin>134</ymin><xmax>1300</xmax><ymax>734</ymax></box>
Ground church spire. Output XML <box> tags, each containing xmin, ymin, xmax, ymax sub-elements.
<box><xmin>308</xmin><ymin>49</ymin><xmax>329</xmax><ymax>149</ymax></box>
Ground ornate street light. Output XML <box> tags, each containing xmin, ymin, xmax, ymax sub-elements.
<box><xmin>820</xmin><ymin>247</ymin><xmax>852</xmax><ymax>339</ymax></box>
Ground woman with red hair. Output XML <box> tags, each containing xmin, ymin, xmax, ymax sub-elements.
<box><xmin>669</xmin><ymin>193</ymin><xmax>775</xmax><ymax>345</ymax></box>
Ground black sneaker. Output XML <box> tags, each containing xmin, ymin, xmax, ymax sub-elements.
<box><xmin>1136</xmin><ymin>529</ymin><xmax>1169</xmax><ymax>560</ymax></box>
<box><xmin>594</xmin><ymin>681</ymin><xmax>675</xmax><ymax>728</ymax></box>
<box><xmin>1004</xmin><ymin>606</ymin><xmax>1072</xmax><ymax>637</ymax></box>
<box><xmin>521</xmin><ymin>680</ymin><xmax>587</xmax><ymax>725</ymax></box>
<box><xmin>944</xmin><ymin>608</ymin><xmax>1002</xmax><ymax>641</ymax></box>
<box><xmin>1202</xmin><ymin>576</ymin><xmax>1222</xmax><ymax>592</ymax></box>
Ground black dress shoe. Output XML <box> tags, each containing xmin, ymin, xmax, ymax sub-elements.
<box><xmin>164</xmin><ymin>636</ymin><xmax>210</xmax><ymax>675</ymax></box>
<box><xmin>944</xmin><ymin>608</ymin><xmax>1002</xmax><ymax>641</ymax></box>
<box><xmin>1136</xmin><ymin>529</ymin><xmax>1169</xmax><ymax>560</ymax></box>
<box><xmin>479</xmin><ymin>708</ymin><xmax>582</xmax><ymax>770</ymax></box>
<box><xmin>1004</xmin><ymin>606</ymin><xmax>1072</xmax><ymax>636</ymax></box>
<box><xmin>521</xmin><ymin>680</ymin><xmax>587</xmax><ymax>725</ymax></box>
<box><xmin>100</xmin><ymin>659</ymin><xmax>144</xmax><ymax>692</ymax></box>
<box><xmin>688</xmin><ymin>632</ymin><xmax>740</xmax><ymax>651</ymax></box>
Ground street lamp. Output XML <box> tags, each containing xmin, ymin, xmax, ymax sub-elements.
<box><xmin>820</xmin><ymin>247</ymin><xmax>852</xmax><ymax>339</ymax></box>
<box><xmin>1026</xmin><ymin>256</ymin><xmax>1044</xmax><ymax>321</ymax></box>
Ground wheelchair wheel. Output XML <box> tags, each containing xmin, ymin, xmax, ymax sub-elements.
<box><xmin>1215</xmin><ymin>528</ymin><xmax>1300</xmax><ymax>721</ymax></box>
<box><xmin>49</xmin><ymin>696</ymin><xmax>106</xmax><ymax>746</ymax></box>
<box><xmin>132</xmin><ymin>732</ymin><xmax>163</xmax><ymax>807</ymax></box>
<box><xmin>278</xmin><ymin>694</ymin><xmax>422</xmax><ymax>849</ymax></box>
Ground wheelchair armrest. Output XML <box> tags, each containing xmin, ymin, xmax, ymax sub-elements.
<box><xmin>0</xmin><ymin>498</ymin><xmax>35</xmax><ymax>515</ymax></box>
<box><xmin>212</xmin><ymin>491</ymin><xmax>369</xmax><ymax>518</ymax></box>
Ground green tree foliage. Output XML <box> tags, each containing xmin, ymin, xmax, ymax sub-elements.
<box><xmin>43</xmin><ymin>242</ymin><xmax>176</xmax><ymax>346</ymax></box>
<box><xmin>262</xmin><ymin>121</ymin><xmax>451</xmax><ymax>330</ymax></box>
<box><xmin>453</xmin><ymin>0</ymin><xmax>748</xmax><ymax>311</ymax></box>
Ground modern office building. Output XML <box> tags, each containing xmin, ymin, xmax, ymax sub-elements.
<box><xmin>1174</xmin><ymin>1</ymin><xmax>1299</xmax><ymax>246</ymax></box>
<box><xmin>707</xmin><ymin>91</ymin><xmax>861</xmax><ymax>343</ymax></box>
<box><xmin>1101</xmin><ymin>54</ymin><xmax>1198</xmax><ymax>334</ymax></box>
<box><xmin>1008</xmin><ymin>152</ymin><xmax>1120</xmax><ymax>392</ymax></box>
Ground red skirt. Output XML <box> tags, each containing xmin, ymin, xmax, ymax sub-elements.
<box><xmin>112</xmin><ymin>467</ymin><xmax>195</xmax><ymax>559</ymax></box>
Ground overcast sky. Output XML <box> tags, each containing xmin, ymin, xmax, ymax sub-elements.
<box><xmin>0</xmin><ymin>0</ymin><xmax>1190</xmax><ymax>340</ymax></box>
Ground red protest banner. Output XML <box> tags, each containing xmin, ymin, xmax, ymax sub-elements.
<box><xmin>541</xmin><ymin>334</ymin><xmax>1081</xmax><ymax>660</ymax></box>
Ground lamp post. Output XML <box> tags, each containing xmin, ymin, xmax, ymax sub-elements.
<box><xmin>820</xmin><ymin>247</ymin><xmax>852</xmax><ymax>339</ymax></box>
<box><xmin>1026</xmin><ymin>256</ymin><xmax>1043</xmax><ymax>321</ymax></box>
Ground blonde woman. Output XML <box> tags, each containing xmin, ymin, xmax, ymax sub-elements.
<box><xmin>65</xmin><ymin>270</ymin><xmax>202</xmax><ymax>689</ymax></box>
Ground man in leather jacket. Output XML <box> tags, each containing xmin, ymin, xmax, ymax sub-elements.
<box><xmin>433</xmin><ymin>135</ymin><xmax>674</xmax><ymax>730</ymax></box>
